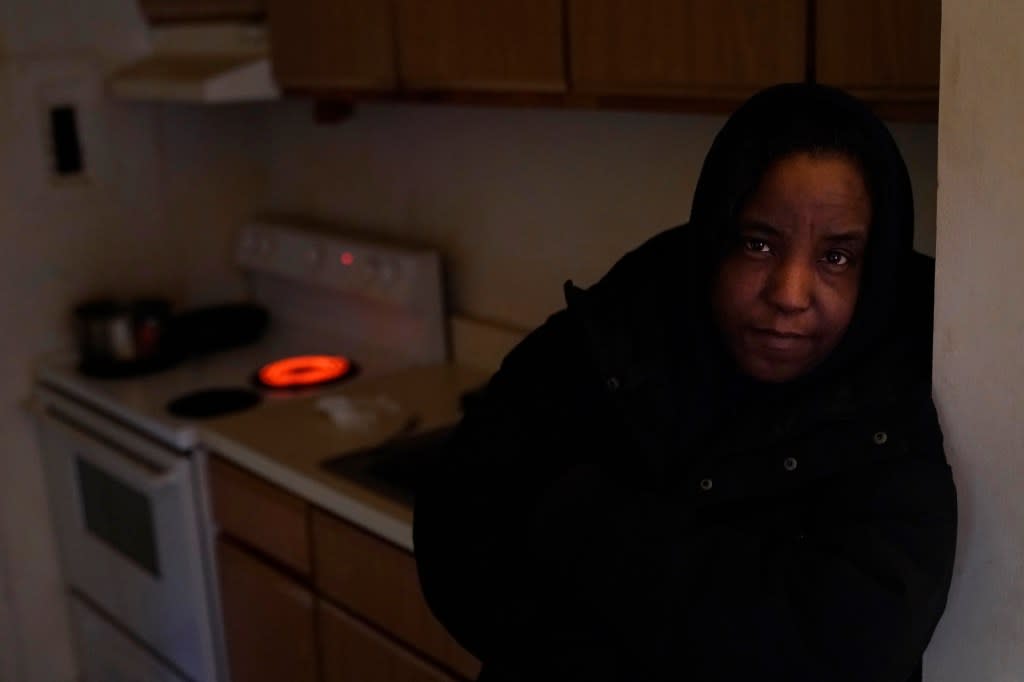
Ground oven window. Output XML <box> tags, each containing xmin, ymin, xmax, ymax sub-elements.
<box><xmin>76</xmin><ymin>457</ymin><xmax>161</xmax><ymax>577</ymax></box>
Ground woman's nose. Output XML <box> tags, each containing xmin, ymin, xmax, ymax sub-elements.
<box><xmin>765</xmin><ymin>258</ymin><xmax>814</xmax><ymax>312</ymax></box>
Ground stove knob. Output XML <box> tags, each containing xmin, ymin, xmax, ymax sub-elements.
<box><xmin>361</xmin><ymin>256</ymin><xmax>381</xmax><ymax>285</ymax></box>
<box><xmin>305</xmin><ymin>244</ymin><xmax>323</xmax><ymax>268</ymax></box>
<box><xmin>238</xmin><ymin>231</ymin><xmax>260</xmax><ymax>263</ymax></box>
<box><xmin>259</xmin><ymin>235</ymin><xmax>275</xmax><ymax>257</ymax></box>
<box><xmin>361</xmin><ymin>257</ymin><xmax>399</xmax><ymax>290</ymax></box>
<box><xmin>376</xmin><ymin>259</ymin><xmax>399</xmax><ymax>287</ymax></box>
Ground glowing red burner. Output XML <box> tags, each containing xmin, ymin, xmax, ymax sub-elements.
<box><xmin>257</xmin><ymin>355</ymin><xmax>352</xmax><ymax>389</ymax></box>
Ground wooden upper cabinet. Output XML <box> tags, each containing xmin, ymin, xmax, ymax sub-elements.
<box><xmin>569</xmin><ymin>0</ymin><xmax>807</xmax><ymax>99</ymax></box>
<box><xmin>395</xmin><ymin>0</ymin><xmax>566</xmax><ymax>92</ymax></box>
<box><xmin>815</xmin><ymin>0</ymin><xmax>940</xmax><ymax>98</ymax></box>
<box><xmin>138</xmin><ymin>0</ymin><xmax>264</xmax><ymax>23</ymax></box>
<box><xmin>266</xmin><ymin>0</ymin><xmax>397</xmax><ymax>92</ymax></box>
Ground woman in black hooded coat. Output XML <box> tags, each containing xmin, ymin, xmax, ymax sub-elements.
<box><xmin>413</xmin><ymin>84</ymin><xmax>957</xmax><ymax>682</ymax></box>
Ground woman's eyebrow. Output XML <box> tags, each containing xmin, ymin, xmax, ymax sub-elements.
<box><xmin>739</xmin><ymin>220</ymin><xmax>783</xmax><ymax>237</ymax></box>
<box><xmin>739</xmin><ymin>221</ymin><xmax>868</xmax><ymax>245</ymax></box>
<box><xmin>823</xmin><ymin>228</ymin><xmax>869</xmax><ymax>244</ymax></box>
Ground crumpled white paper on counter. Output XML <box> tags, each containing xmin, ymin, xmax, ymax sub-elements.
<box><xmin>315</xmin><ymin>394</ymin><xmax>403</xmax><ymax>431</ymax></box>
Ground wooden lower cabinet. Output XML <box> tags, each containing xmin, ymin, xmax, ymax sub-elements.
<box><xmin>319</xmin><ymin>601</ymin><xmax>458</xmax><ymax>682</ymax></box>
<box><xmin>217</xmin><ymin>538</ymin><xmax>318</xmax><ymax>682</ymax></box>
<box><xmin>312</xmin><ymin>510</ymin><xmax>481</xmax><ymax>679</ymax></box>
<box><xmin>210</xmin><ymin>454</ymin><xmax>478</xmax><ymax>681</ymax></box>
<box><xmin>209</xmin><ymin>456</ymin><xmax>311</xmax><ymax>576</ymax></box>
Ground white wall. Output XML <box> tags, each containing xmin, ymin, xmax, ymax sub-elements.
<box><xmin>0</xmin><ymin>14</ymin><xmax>155</xmax><ymax>680</ymax></box>
<box><xmin>264</xmin><ymin>101</ymin><xmax>938</xmax><ymax>331</ymax></box>
<box><xmin>927</xmin><ymin>2</ymin><xmax>1024</xmax><ymax>680</ymax></box>
<box><xmin>0</xmin><ymin>86</ymin><xmax>268</xmax><ymax>682</ymax></box>
<box><xmin>0</xmin><ymin>3</ymin><xmax>270</xmax><ymax>679</ymax></box>
<box><xmin>0</xmin><ymin>0</ymin><xmax>148</xmax><ymax>60</ymax></box>
<box><xmin>0</xmin><ymin>55</ymin><xmax>176</xmax><ymax>682</ymax></box>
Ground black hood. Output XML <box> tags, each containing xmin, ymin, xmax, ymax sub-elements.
<box><xmin>689</xmin><ymin>82</ymin><xmax>919</xmax><ymax>379</ymax></box>
<box><xmin>566</xmin><ymin>83</ymin><xmax>931</xmax><ymax>467</ymax></box>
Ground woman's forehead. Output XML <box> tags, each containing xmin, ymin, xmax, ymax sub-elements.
<box><xmin>743</xmin><ymin>154</ymin><xmax>871</xmax><ymax>217</ymax></box>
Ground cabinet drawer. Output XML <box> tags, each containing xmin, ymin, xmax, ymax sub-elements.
<box><xmin>319</xmin><ymin>600</ymin><xmax>460</xmax><ymax>682</ymax></box>
<box><xmin>312</xmin><ymin>510</ymin><xmax>480</xmax><ymax>679</ymax></box>
<box><xmin>209</xmin><ymin>455</ymin><xmax>310</xmax><ymax>575</ymax></box>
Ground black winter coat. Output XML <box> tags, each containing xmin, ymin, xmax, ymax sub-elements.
<box><xmin>414</xmin><ymin>85</ymin><xmax>957</xmax><ymax>682</ymax></box>
<box><xmin>414</xmin><ymin>235</ymin><xmax>955</xmax><ymax>682</ymax></box>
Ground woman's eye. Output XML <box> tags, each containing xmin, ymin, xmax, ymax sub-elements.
<box><xmin>743</xmin><ymin>238</ymin><xmax>771</xmax><ymax>254</ymax></box>
<box><xmin>823</xmin><ymin>251</ymin><xmax>850</xmax><ymax>267</ymax></box>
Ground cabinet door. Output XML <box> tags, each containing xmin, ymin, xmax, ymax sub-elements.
<box><xmin>396</xmin><ymin>0</ymin><xmax>565</xmax><ymax>92</ymax></box>
<box><xmin>569</xmin><ymin>0</ymin><xmax>807</xmax><ymax>98</ymax></box>
<box><xmin>217</xmin><ymin>539</ymin><xmax>318</xmax><ymax>682</ymax></box>
<box><xmin>209</xmin><ymin>455</ymin><xmax>310</xmax><ymax>576</ymax></box>
<box><xmin>320</xmin><ymin>601</ymin><xmax>460</xmax><ymax>682</ymax></box>
<box><xmin>815</xmin><ymin>0</ymin><xmax>940</xmax><ymax>96</ymax></box>
<box><xmin>312</xmin><ymin>511</ymin><xmax>481</xmax><ymax>679</ymax></box>
<box><xmin>138</xmin><ymin>0</ymin><xmax>263</xmax><ymax>22</ymax></box>
<box><xmin>267</xmin><ymin>0</ymin><xmax>397</xmax><ymax>91</ymax></box>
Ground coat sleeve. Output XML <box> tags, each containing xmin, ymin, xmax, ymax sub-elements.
<box><xmin>414</xmin><ymin>310</ymin><xmax>629</xmax><ymax>677</ymax></box>
<box><xmin>412</xmin><ymin>310</ymin><xmax>957</xmax><ymax>682</ymax></box>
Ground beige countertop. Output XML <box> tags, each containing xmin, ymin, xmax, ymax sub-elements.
<box><xmin>199</xmin><ymin>363</ymin><xmax>491</xmax><ymax>551</ymax></box>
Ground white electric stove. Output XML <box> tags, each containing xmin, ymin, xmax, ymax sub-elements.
<box><xmin>32</xmin><ymin>220</ymin><xmax>460</xmax><ymax>682</ymax></box>
<box><xmin>37</xmin><ymin>220</ymin><xmax>449</xmax><ymax>451</ymax></box>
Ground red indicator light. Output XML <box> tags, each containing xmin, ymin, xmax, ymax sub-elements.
<box><xmin>340</xmin><ymin>252</ymin><xmax>355</xmax><ymax>266</ymax></box>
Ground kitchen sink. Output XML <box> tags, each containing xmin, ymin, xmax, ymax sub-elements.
<box><xmin>321</xmin><ymin>425</ymin><xmax>457</xmax><ymax>507</ymax></box>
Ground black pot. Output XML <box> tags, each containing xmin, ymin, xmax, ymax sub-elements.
<box><xmin>166</xmin><ymin>302</ymin><xmax>269</xmax><ymax>356</ymax></box>
<box><xmin>74</xmin><ymin>298</ymin><xmax>173</xmax><ymax>374</ymax></box>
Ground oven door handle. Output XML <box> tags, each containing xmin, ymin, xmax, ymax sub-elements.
<box><xmin>67</xmin><ymin>424</ymin><xmax>182</xmax><ymax>493</ymax></box>
<box><xmin>34</xmin><ymin>398</ymin><xmax>182</xmax><ymax>493</ymax></box>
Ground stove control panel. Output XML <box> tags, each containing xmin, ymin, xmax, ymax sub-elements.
<box><xmin>236</xmin><ymin>222</ymin><xmax>439</xmax><ymax>308</ymax></box>
<box><xmin>236</xmin><ymin>220</ymin><xmax>448</xmax><ymax>365</ymax></box>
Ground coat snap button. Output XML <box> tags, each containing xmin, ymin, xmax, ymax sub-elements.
<box><xmin>873</xmin><ymin>431</ymin><xmax>888</xmax><ymax>445</ymax></box>
<box><xmin>606</xmin><ymin>376</ymin><xmax>620</xmax><ymax>392</ymax></box>
<box><xmin>783</xmin><ymin>457</ymin><xmax>798</xmax><ymax>472</ymax></box>
<box><xmin>699</xmin><ymin>478</ymin><xmax>713</xmax><ymax>492</ymax></box>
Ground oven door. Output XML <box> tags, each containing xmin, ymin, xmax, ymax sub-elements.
<box><xmin>34</xmin><ymin>388</ymin><xmax>218</xmax><ymax>682</ymax></box>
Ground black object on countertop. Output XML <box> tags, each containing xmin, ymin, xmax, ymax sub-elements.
<box><xmin>167</xmin><ymin>302</ymin><xmax>269</xmax><ymax>356</ymax></box>
<box><xmin>321</xmin><ymin>425</ymin><xmax>457</xmax><ymax>507</ymax></box>
<box><xmin>76</xmin><ymin>301</ymin><xmax>270</xmax><ymax>380</ymax></box>
<box><xmin>74</xmin><ymin>297</ymin><xmax>176</xmax><ymax>376</ymax></box>
<box><xmin>78</xmin><ymin>352</ymin><xmax>184</xmax><ymax>379</ymax></box>
<box><xmin>458</xmin><ymin>386</ymin><xmax>489</xmax><ymax>414</ymax></box>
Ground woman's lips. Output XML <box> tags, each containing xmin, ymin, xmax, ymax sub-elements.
<box><xmin>748</xmin><ymin>328</ymin><xmax>814</xmax><ymax>354</ymax></box>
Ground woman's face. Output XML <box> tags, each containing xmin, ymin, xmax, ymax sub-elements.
<box><xmin>712</xmin><ymin>153</ymin><xmax>872</xmax><ymax>383</ymax></box>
